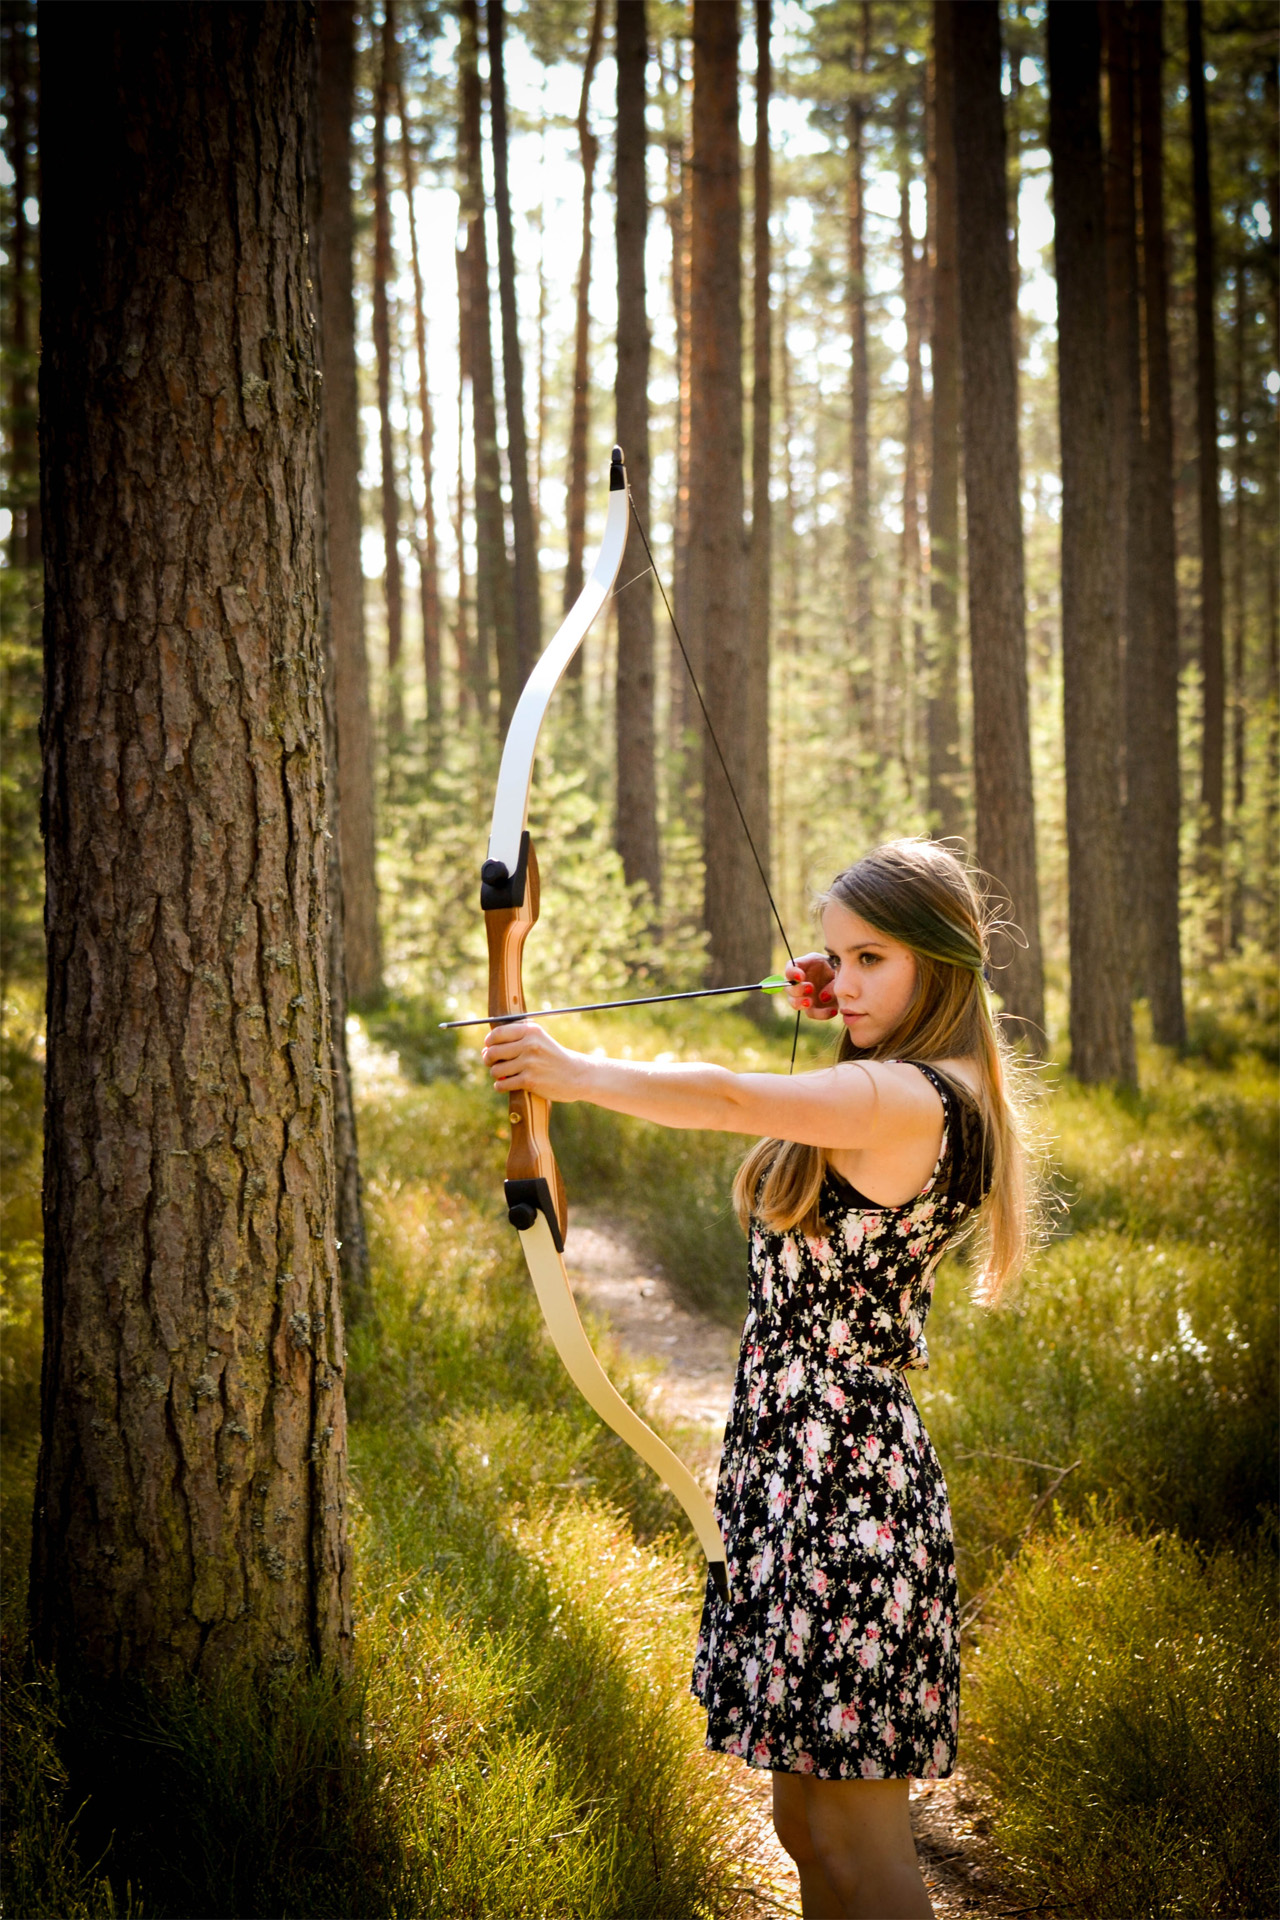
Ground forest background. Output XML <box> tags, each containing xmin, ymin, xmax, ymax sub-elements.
<box><xmin>1</xmin><ymin>2</ymin><xmax>1277</xmax><ymax>1918</ymax></box>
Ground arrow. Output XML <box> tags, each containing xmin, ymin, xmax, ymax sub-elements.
<box><xmin>440</xmin><ymin>974</ymin><xmax>792</xmax><ymax>1029</ymax></box>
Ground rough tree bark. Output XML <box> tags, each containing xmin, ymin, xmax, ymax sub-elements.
<box><xmin>952</xmin><ymin>0</ymin><xmax>1045</xmax><ymax>1042</ymax></box>
<box><xmin>319</xmin><ymin>0</ymin><xmax>382</xmax><ymax>1005</ymax></box>
<box><xmin>1047</xmin><ymin>1</ymin><xmax>1136</xmax><ymax>1085</ymax></box>
<box><xmin>927</xmin><ymin>2</ymin><xmax>965</xmax><ymax>840</ymax></box>
<box><xmin>563</xmin><ymin>0</ymin><xmax>606</xmax><ymax>635</ymax></box>
<box><xmin>614</xmin><ymin>0</ymin><xmax>661</xmax><ymax>903</ymax></box>
<box><xmin>1187</xmin><ymin>0</ymin><xmax>1225</xmax><ymax>889</ymax></box>
<box><xmin>373</xmin><ymin>2</ymin><xmax>404</xmax><ymax>740</ymax></box>
<box><xmin>690</xmin><ymin>0</ymin><xmax>769</xmax><ymax>986</ymax></box>
<box><xmin>1135</xmin><ymin>0</ymin><xmax>1186</xmax><ymax>1045</ymax></box>
<box><xmin>487</xmin><ymin>0</ymin><xmax>540</xmax><ymax>684</ymax></box>
<box><xmin>396</xmin><ymin>63</ymin><xmax>443</xmax><ymax>739</ymax></box>
<box><xmin>747</xmin><ymin>0</ymin><xmax>773</xmax><ymax>926</ymax></box>
<box><xmin>33</xmin><ymin>0</ymin><xmax>351</xmax><ymax>1684</ymax></box>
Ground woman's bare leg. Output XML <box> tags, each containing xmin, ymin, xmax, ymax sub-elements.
<box><xmin>772</xmin><ymin>1772</ymin><xmax>846</xmax><ymax>1919</ymax></box>
<box><xmin>804</xmin><ymin>1777</ymin><xmax>933</xmax><ymax>1919</ymax></box>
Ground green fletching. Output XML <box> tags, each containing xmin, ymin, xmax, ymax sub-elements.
<box><xmin>759</xmin><ymin>974</ymin><xmax>788</xmax><ymax>994</ymax></box>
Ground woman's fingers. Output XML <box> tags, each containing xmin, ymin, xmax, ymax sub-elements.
<box><xmin>784</xmin><ymin>953</ymin><xmax>837</xmax><ymax>1019</ymax></box>
<box><xmin>482</xmin><ymin>1020</ymin><xmax>580</xmax><ymax>1099</ymax></box>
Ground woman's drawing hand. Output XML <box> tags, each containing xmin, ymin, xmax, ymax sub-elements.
<box><xmin>784</xmin><ymin>953</ymin><xmax>839</xmax><ymax>1020</ymax></box>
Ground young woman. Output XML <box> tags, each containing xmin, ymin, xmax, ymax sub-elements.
<box><xmin>483</xmin><ymin>839</ymin><xmax>1032</xmax><ymax>1920</ymax></box>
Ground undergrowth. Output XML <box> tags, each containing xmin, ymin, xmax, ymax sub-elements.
<box><xmin>3</xmin><ymin>978</ymin><xmax>1276</xmax><ymax>1917</ymax></box>
<box><xmin>1</xmin><ymin>1014</ymin><xmax>749</xmax><ymax>1918</ymax></box>
<box><xmin>966</xmin><ymin>1515</ymin><xmax>1279</xmax><ymax>1919</ymax></box>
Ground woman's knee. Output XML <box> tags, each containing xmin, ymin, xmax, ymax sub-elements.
<box><xmin>771</xmin><ymin>1774</ymin><xmax>819</xmax><ymax>1863</ymax></box>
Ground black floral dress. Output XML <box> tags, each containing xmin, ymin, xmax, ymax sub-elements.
<box><xmin>692</xmin><ymin>1063</ymin><xmax>988</xmax><ymax>1780</ymax></box>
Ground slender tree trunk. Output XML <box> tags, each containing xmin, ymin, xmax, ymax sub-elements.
<box><xmin>1229</xmin><ymin>250</ymin><xmax>1247</xmax><ymax>945</ymax></box>
<box><xmin>747</xmin><ymin>0</ymin><xmax>773</xmax><ymax>917</ymax></box>
<box><xmin>3</xmin><ymin>2</ymin><xmax>40</xmax><ymax>570</ymax></box>
<box><xmin>563</xmin><ymin>0</ymin><xmax>606</xmax><ymax>645</ymax></box>
<box><xmin>1007</xmin><ymin>6</ymin><xmax>1023</xmax><ymax>330</ymax></box>
<box><xmin>373</xmin><ymin>3</ymin><xmax>404</xmax><ymax>741</ymax></box>
<box><xmin>487</xmin><ymin>0</ymin><xmax>540</xmax><ymax>685</ymax></box>
<box><xmin>927</xmin><ymin>2</ymin><xmax>965</xmax><ymax>839</ymax></box>
<box><xmin>453</xmin><ymin>289</ymin><xmax>478</xmax><ymax>716</ymax></box>
<box><xmin>691</xmin><ymin>0</ymin><xmax>767</xmax><ymax>985</ymax></box>
<box><xmin>319</xmin><ymin>1</ymin><xmax>382</xmax><ymax>1007</ymax></box>
<box><xmin>459</xmin><ymin>0</ymin><xmax>511</xmax><ymax>725</ymax></box>
<box><xmin>848</xmin><ymin>3</ymin><xmax>873</xmax><ymax>713</ymax></box>
<box><xmin>1135</xmin><ymin>0</ymin><xmax>1186</xmax><ymax>1045</ymax></box>
<box><xmin>1048</xmin><ymin>1</ymin><xmax>1135</xmax><ymax>1086</ymax></box>
<box><xmin>897</xmin><ymin>93</ymin><xmax>925</xmax><ymax>793</ymax></box>
<box><xmin>664</xmin><ymin>51</ymin><xmax>696</xmax><ymax>746</ymax></box>
<box><xmin>951</xmin><ymin>1</ymin><xmax>1045</xmax><ymax>1041</ymax></box>
<box><xmin>1187</xmin><ymin>0</ymin><xmax>1224</xmax><ymax>898</ymax></box>
<box><xmin>1103</xmin><ymin>0</ymin><xmax>1147</xmax><ymax>988</ymax></box>
<box><xmin>34</xmin><ymin>0</ymin><xmax>351</xmax><ymax>1685</ymax></box>
<box><xmin>614</xmin><ymin>0</ymin><xmax>660</xmax><ymax>903</ymax></box>
<box><xmin>396</xmin><ymin>68</ymin><xmax>442</xmax><ymax>740</ymax></box>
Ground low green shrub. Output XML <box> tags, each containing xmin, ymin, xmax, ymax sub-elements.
<box><xmin>360</xmin><ymin>995</ymin><xmax>462</xmax><ymax>1085</ymax></box>
<box><xmin>966</xmin><ymin>1513</ymin><xmax>1280</xmax><ymax>1919</ymax></box>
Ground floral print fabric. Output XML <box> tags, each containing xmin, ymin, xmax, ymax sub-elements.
<box><xmin>692</xmin><ymin>1062</ymin><xmax>988</xmax><ymax>1779</ymax></box>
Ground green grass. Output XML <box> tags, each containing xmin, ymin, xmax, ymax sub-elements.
<box><xmin>965</xmin><ymin>1513</ymin><xmax>1279</xmax><ymax>1919</ymax></box>
<box><xmin>3</xmin><ymin>986</ymin><xmax>1277</xmax><ymax>1916</ymax></box>
<box><xmin>1</xmin><ymin>1024</ymin><xmax>750</xmax><ymax>1918</ymax></box>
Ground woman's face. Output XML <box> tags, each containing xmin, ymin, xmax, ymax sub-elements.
<box><xmin>821</xmin><ymin>900</ymin><xmax>919</xmax><ymax>1047</ymax></box>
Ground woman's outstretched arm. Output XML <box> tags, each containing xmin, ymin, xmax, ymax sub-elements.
<box><xmin>481</xmin><ymin>1021</ymin><xmax>941</xmax><ymax>1154</ymax></box>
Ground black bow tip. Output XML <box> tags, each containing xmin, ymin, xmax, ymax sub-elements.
<box><xmin>610</xmin><ymin>445</ymin><xmax>626</xmax><ymax>489</ymax></box>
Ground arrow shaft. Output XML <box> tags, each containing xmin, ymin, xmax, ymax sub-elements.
<box><xmin>441</xmin><ymin>979</ymin><xmax>780</xmax><ymax>1029</ymax></box>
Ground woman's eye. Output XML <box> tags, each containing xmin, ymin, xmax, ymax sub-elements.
<box><xmin>859</xmin><ymin>952</ymin><xmax>880</xmax><ymax>967</ymax></box>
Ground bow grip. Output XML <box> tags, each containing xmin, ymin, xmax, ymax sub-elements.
<box><xmin>482</xmin><ymin>835</ymin><xmax>568</xmax><ymax>1249</ymax></box>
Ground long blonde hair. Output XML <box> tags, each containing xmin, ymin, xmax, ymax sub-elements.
<box><xmin>732</xmin><ymin>839</ymin><xmax>1036</xmax><ymax>1303</ymax></box>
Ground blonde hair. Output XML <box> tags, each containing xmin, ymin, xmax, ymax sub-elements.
<box><xmin>732</xmin><ymin>839</ymin><xmax>1037</xmax><ymax>1304</ymax></box>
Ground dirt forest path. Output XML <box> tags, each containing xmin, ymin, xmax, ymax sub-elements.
<box><xmin>564</xmin><ymin>1214</ymin><xmax>1015</xmax><ymax>1920</ymax></box>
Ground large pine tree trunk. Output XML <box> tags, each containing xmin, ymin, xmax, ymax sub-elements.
<box><xmin>33</xmin><ymin>0</ymin><xmax>351</xmax><ymax>1685</ymax></box>
<box><xmin>397</xmin><ymin>69</ymin><xmax>443</xmax><ymax>740</ymax></box>
<box><xmin>1047</xmin><ymin>1</ymin><xmax>1135</xmax><ymax>1086</ymax></box>
<box><xmin>487</xmin><ymin>0</ymin><xmax>540</xmax><ymax>685</ymax></box>
<box><xmin>927</xmin><ymin>2</ymin><xmax>965</xmax><ymax>840</ymax></box>
<box><xmin>319</xmin><ymin>0</ymin><xmax>382</xmax><ymax>1006</ymax></box>
<box><xmin>459</xmin><ymin>0</ymin><xmax>512</xmax><ymax>725</ymax></box>
<box><xmin>1187</xmin><ymin>0</ymin><xmax>1225</xmax><ymax>891</ymax></box>
<box><xmin>747</xmin><ymin>0</ymin><xmax>773</xmax><ymax>927</ymax></box>
<box><xmin>690</xmin><ymin>0</ymin><xmax>768</xmax><ymax>985</ymax></box>
<box><xmin>1135</xmin><ymin>0</ymin><xmax>1186</xmax><ymax>1045</ymax></box>
<box><xmin>951</xmin><ymin>1</ymin><xmax>1045</xmax><ymax>1041</ymax></box>
<box><xmin>614</xmin><ymin>0</ymin><xmax>661</xmax><ymax>903</ymax></box>
<box><xmin>563</xmin><ymin>0</ymin><xmax>606</xmax><ymax>634</ymax></box>
<box><xmin>373</xmin><ymin>3</ymin><xmax>405</xmax><ymax>741</ymax></box>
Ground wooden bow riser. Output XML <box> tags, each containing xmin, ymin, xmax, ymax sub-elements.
<box><xmin>484</xmin><ymin>837</ymin><xmax>568</xmax><ymax>1247</ymax></box>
